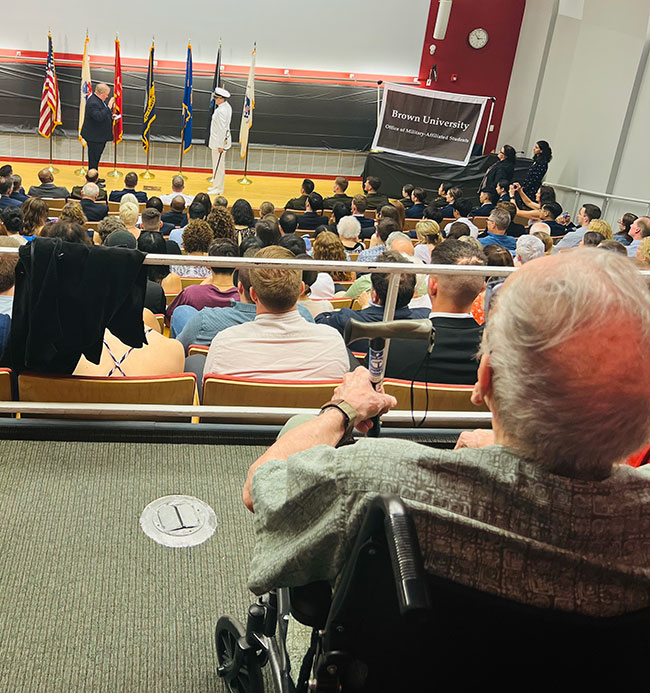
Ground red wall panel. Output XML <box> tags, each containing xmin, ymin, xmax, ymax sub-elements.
<box><xmin>418</xmin><ymin>0</ymin><xmax>526</xmax><ymax>153</ymax></box>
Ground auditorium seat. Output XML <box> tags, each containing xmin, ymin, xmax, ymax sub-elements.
<box><xmin>382</xmin><ymin>378</ymin><xmax>489</xmax><ymax>412</ymax></box>
<box><xmin>180</xmin><ymin>277</ymin><xmax>205</xmax><ymax>289</ymax></box>
<box><xmin>327</xmin><ymin>297</ymin><xmax>354</xmax><ymax>309</ymax></box>
<box><xmin>188</xmin><ymin>344</ymin><xmax>209</xmax><ymax>357</ymax></box>
<box><xmin>201</xmin><ymin>374</ymin><xmax>340</xmax><ymax>413</ymax></box>
<box><xmin>0</xmin><ymin>368</ymin><xmax>14</xmax><ymax>414</ymax></box>
<box><xmin>165</xmin><ymin>293</ymin><xmax>179</xmax><ymax>306</ymax></box>
<box><xmin>107</xmin><ymin>201</ymin><xmax>146</xmax><ymax>213</ymax></box>
<box><xmin>404</xmin><ymin>219</ymin><xmax>419</xmax><ymax>231</ymax></box>
<box><xmin>85</xmin><ymin>221</ymin><xmax>101</xmax><ymax>233</ymax></box>
<box><xmin>17</xmin><ymin>372</ymin><xmax>198</xmax><ymax>421</ymax></box>
<box><xmin>349</xmin><ymin>253</ymin><xmax>360</xmax><ymax>262</ymax></box>
<box><xmin>472</xmin><ymin>216</ymin><xmax>489</xmax><ymax>230</ymax></box>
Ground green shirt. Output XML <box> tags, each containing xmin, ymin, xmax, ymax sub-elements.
<box><xmin>249</xmin><ymin>439</ymin><xmax>650</xmax><ymax>616</ymax></box>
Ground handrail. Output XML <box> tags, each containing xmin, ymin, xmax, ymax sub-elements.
<box><xmin>546</xmin><ymin>181</ymin><xmax>650</xmax><ymax>207</ymax></box>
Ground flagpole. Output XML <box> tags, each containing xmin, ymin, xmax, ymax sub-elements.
<box><xmin>143</xmin><ymin>145</ymin><xmax>155</xmax><ymax>179</ymax></box>
<box><xmin>178</xmin><ymin>140</ymin><xmax>186</xmax><ymax>180</ymax></box>
<box><xmin>47</xmin><ymin>136</ymin><xmax>59</xmax><ymax>174</ymax></box>
<box><xmin>107</xmin><ymin>141</ymin><xmax>121</xmax><ymax>177</ymax></box>
<box><xmin>74</xmin><ymin>145</ymin><xmax>86</xmax><ymax>176</ymax></box>
<box><xmin>237</xmin><ymin>147</ymin><xmax>252</xmax><ymax>185</ymax></box>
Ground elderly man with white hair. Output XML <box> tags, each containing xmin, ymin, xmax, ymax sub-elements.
<box><xmin>244</xmin><ymin>249</ymin><xmax>650</xmax><ymax>620</ymax></box>
<box><xmin>516</xmin><ymin>234</ymin><xmax>545</xmax><ymax>264</ymax></box>
<box><xmin>337</xmin><ymin>215</ymin><xmax>363</xmax><ymax>256</ymax></box>
<box><xmin>79</xmin><ymin>182</ymin><xmax>109</xmax><ymax>221</ymax></box>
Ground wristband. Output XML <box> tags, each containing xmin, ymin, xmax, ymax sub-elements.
<box><xmin>319</xmin><ymin>399</ymin><xmax>359</xmax><ymax>439</ymax></box>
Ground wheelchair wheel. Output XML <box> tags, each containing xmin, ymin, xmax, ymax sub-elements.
<box><xmin>215</xmin><ymin>616</ymin><xmax>264</xmax><ymax>693</ymax></box>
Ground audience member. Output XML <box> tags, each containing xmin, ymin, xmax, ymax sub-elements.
<box><xmin>532</xmin><ymin>229</ymin><xmax>553</xmax><ymax>254</ymax></box>
<box><xmin>0</xmin><ymin>251</ymin><xmax>19</xmax><ymax>316</ymax></box>
<box><xmin>482</xmin><ymin>144</ymin><xmax>516</xmax><ymax>191</ymax></box>
<box><xmin>170</xmin><ymin>220</ymin><xmax>213</xmax><ymax>278</ymax></box>
<box><xmin>323</xmin><ymin>176</ymin><xmax>352</xmax><ymax>210</ymax></box>
<box><xmin>173</xmin><ymin>255</ymin><xmax>315</xmax><ymax>352</ymax></box>
<box><xmin>350</xmin><ymin>194</ymin><xmax>375</xmax><ymax>238</ymax></box>
<box><xmin>137</xmin><ymin>230</ymin><xmax>182</xmax><ymax>295</ymax></box>
<box><xmin>316</xmin><ymin>250</ymin><xmax>429</xmax><ymax>350</ymax></box>
<box><xmin>79</xmin><ymin>182</ymin><xmax>109</xmax><ymax>221</ymax></box>
<box><xmin>338</xmin><ymin>216</ymin><xmax>364</xmax><ymax>255</ymax></box>
<box><xmin>119</xmin><ymin>202</ymin><xmax>141</xmax><ymax>240</ymax></box>
<box><xmin>509</xmin><ymin>183</ymin><xmax>556</xmax><ymax>222</ymax></box>
<box><xmin>240</xmin><ymin>235</ymin><xmax>264</xmax><ymax>257</ymax></box>
<box><xmin>555</xmin><ymin>203</ymin><xmax>601</xmax><ymax>249</ymax></box>
<box><xmin>1</xmin><ymin>207</ymin><xmax>25</xmax><ymax>243</ymax></box>
<box><xmin>587</xmin><ymin>219</ymin><xmax>613</xmax><ymax>240</ymax></box>
<box><xmin>414</xmin><ymin>220</ymin><xmax>443</xmax><ymax>263</ymax></box>
<box><xmin>496</xmin><ymin>201</ymin><xmax>526</xmax><ymax>238</ymax></box>
<box><xmin>311</xmin><ymin>231</ymin><xmax>353</xmax><ymax>298</ymax></box>
<box><xmin>203</xmin><ymin>246</ymin><xmax>349</xmax><ymax>380</ymax></box>
<box><xmin>70</xmin><ymin>168</ymin><xmax>107</xmax><ymax>201</ymax></box>
<box><xmin>496</xmin><ymin>179</ymin><xmax>510</xmax><ymax>203</ymax></box>
<box><xmin>357</xmin><ymin>218</ymin><xmax>398</xmax><ymax>263</ymax></box>
<box><xmin>59</xmin><ymin>201</ymin><xmax>88</xmax><ymax>228</ymax></box>
<box><xmin>627</xmin><ymin>217</ymin><xmax>650</xmax><ymax>258</ymax></box>
<box><xmin>613</xmin><ymin>212</ymin><xmax>636</xmax><ymax>246</ymax></box>
<box><xmin>636</xmin><ymin>236</ymin><xmax>650</xmax><ymax>267</ymax></box>
<box><xmin>398</xmin><ymin>183</ymin><xmax>414</xmax><ymax>210</ymax></box>
<box><xmin>213</xmin><ymin>195</ymin><xmax>228</xmax><ymax>209</ymax></box>
<box><xmin>0</xmin><ymin>176</ymin><xmax>21</xmax><ymax>209</ymax></box>
<box><xmin>20</xmin><ymin>198</ymin><xmax>48</xmax><ymax>239</ymax></box>
<box><xmin>108</xmin><ymin>171</ymin><xmax>147</xmax><ymax>203</ymax></box>
<box><xmin>384</xmin><ymin>239</ymin><xmax>486</xmax><ymax>384</ymax></box>
<box><xmin>516</xmin><ymin>234</ymin><xmax>545</xmax><ymax>264</ymax></box>
<box><xmin>324</xmin><ymin>202</ymin><xmax>348</xmax><ymax>234</ymax></box>
<box><xmin>294</xmin><ymin>253</ymin><xmax>334</xmax><ymax>318</ymax></box>
<box><xmin>598</xmin><ymin>240</ymin><xmax>628</xmax><ymax>256</ymax></box>
<box><xmin>297</xmin><ymin>193</ymin><xmax>328</xmax><ymax>230</ymax></box>
<box><xmin>40</xmin><ymin>220</ymin><xmax>91</xmax><ymax>246</ymax></box>
<box><xmin>405</xmin><ymin>188</ymin><xmax>427</xmax><ymax>219</ymax></box>
<box><xmin>377</xmin><ymin>203</ymin><xmax>402</xmax><ymax>231</ymax></box>
<box><xmin>145</xmin><ymin>197</ymin><xmax>175</xmax><ymax>236</ymax></box>
<box><xmin>232</xmin><ymin>198</ymin><xmax>257</xmax><ymax>242</ymax></box>
<box><xmin>139</xmin><ymin>207</ymin><xmax>165</xmax><ymax>236</ymax></box>
<box><xmin>363</xmin><ymin>176</ymin><xmax>389</xmax><ymax>209</ymax></box>
<box><xmin>169</xmin><ymin>200</ymin><xmax>209</xmax><ymax>246</ymax></box>
<box><xmin>193</xmin><ymin>192</ymin><xmax>212</xmax><ymax>216</ymax></box>
<box><xmin>581</xmin><ymin>231</ymin><xmax>605</xmax><ymax>247</ymax></box>
<box><xmin>470</xmin><ymin>188</ymin><xmax>497</xmax><ymax>218</ymax></box>
<box><xmin>279</xmin><ymin>211</ymin><xmax>298</xmax><ymax>236</ymax></box>
<box><xmin>256</xmin><ymin>218</ymin><xmax>282</xmax><ymax>247</ymax></box>
<box><xmin>446</xmin><ymin>221</ymin><xmax>471</xmax><ymax>240</ymax></box>
<box><xmin>278</xmin><ymin>234</ymin><xmax>307</xmax><ymax>256</ymax></box>
<box><xmin>166</xmin><ymin>238</ymin><xmax>239</xmax><ymax>326</ymax></box>
<box><xmin>438</xmin><ymin>186</ymin><xmax>463</xmax><ymax>218</ymax></box>
<box><xmin>10</xmin><ymin>174</ymin><xmax>28</xmax><ymax>203</ymax></box>
<box><xmin>160</xmin><ymin>175</ymin><xmax>194</xmax><ymax>205</ymax></box>
<box><xmin>521</xmin><ymin>139</ymin><xmax>552</xmax><ymax>198</ymax></box>
<box><xmin>446</xmin><ymin>198</ymin><xmax>478</xmax><ymax>237</ymax></box>
<box><xmin>206</xmin><ymin>206</ymin><xmax>237</xmax><ymax>243</ymax></box>
<box><xmin>27</xmin><ymin>168</ymin><xmax>70</xmax><ymax>199</ymax></box>
<box><xmin>162</xmin><ymin>195</ymin><xmax>189</xmax><ymax>229</ymax></box>
<box><xmin>537</xmin><ymin>202</ymin><xmax>568</xmax><ymax>236</ymax></box>
<box><xmin>479</xmin><ymin>208</ymin><xmax>516</xmax><ymax>252</ymax></box>
<box><xmin>94</xmin><ymin>215</ymin><xmax>126</xmax><ymax>246</ymax></box>
<box><xmin>285</xmin><ymin>178</ymin><xmax>315</xmax><ymax>211</ymax></box>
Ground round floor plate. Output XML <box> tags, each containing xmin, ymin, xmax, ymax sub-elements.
<box><xmin>140</xmin><ymin>495</ymin><xmax>217</xmax><ymax>548</ymax></box>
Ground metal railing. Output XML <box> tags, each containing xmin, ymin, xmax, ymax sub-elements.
<box><xmin>546</xmin><ymin>181</ymin><xmax>650</xmax><ymax>219</ymax></box>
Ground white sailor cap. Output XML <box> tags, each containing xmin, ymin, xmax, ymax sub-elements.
<box><xmin>213</xmin><ymin>87</ymin><xmax>231</xmax><ymax>98</ymax></box>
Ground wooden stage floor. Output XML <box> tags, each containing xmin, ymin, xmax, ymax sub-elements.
<box><xmin>6</xmin><ymin>161</ymin><xmax>366</xmax><ymax>209</ymax></box>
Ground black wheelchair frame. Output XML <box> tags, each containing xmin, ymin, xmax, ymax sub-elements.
<box><xmin>215</xmin><ymin>495</ymin><xmax>650</xmax><ymax>692</ymax></box>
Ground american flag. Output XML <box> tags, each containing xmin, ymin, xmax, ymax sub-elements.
<box><xmin>39</xmin><ymin>33</ymin><xmax>62</xmax><ymax>138</ymax></box>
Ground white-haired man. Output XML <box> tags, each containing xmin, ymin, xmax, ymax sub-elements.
<box><xmin>515</xmin><ymin>234</ymin><xmax>545</xmax><ymax>265</ymax></box>
<box><xmin>207</xmin><ymin>87</ymin><xmax>232</xmax><ymax>196</ymax></box>
<box><xmin>160</xmin><ymin>175</ymin><xmax>194</xmax><ymax>206</ymax></box>
<box><xmin>80</xmin><ymin>83</ymin><xmax>115</xmax><ymax>173</ymax></box>
<box><xmin>80</xmin><ymin>182</ymin><xmax>109</xmax><ymax>221</ymax></box>
<box><xmin>244</xmin><ymin>249</ymin><xmax>650</xmax><ymax>619</ymax></box>
<box><xmin>337</xmin><ymin>215</ymin><xmax>363</xmax><ymax>255</ymax></box>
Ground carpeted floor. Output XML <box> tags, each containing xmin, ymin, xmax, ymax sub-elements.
<box><xmin>0</xmin><ymin>439</ymin><xmax>268</xmax><ymax>692</ymax></box>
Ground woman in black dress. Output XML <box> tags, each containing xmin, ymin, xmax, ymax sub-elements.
<box><xmin>522</xmin><ymin>140</ymin><xmax>552</xmax><ymax>199</ymax></box>
<box><xmin>481</xmin><ymin>144</ymin><xmax>516</xmax><ymax>191</ymax></box>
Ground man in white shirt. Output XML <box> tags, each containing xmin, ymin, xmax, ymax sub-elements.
<box><xmin>443</xmin><ymin>198</ymin><xmax>479</xmax><ymax>238</ymax></box>
<box><xmin>204</xmin><ymin>246</ymin><xmax>350</xmax><ymax>380</ymax></box>
<box><xmin>0</xmin><ymin>246</ymin><xmax>18</xmax><ymax>316</ymax></box>
<box><xmin>207</xmin><ymin>87</ymin><xmax>232</xmax><ymax>196</ymax></box>
<box><xmin>160</xmin><ymin>175</ymin><xmax>194</xmax><ymax>206</ymax></box>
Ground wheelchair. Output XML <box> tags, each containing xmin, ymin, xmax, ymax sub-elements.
<box><xmin>215</xmin><ymin>495</ymin><xmax>650</xmax><ymax>692</ymax></box>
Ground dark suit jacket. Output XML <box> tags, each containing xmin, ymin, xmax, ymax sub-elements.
<box><xmin>81</xmin><ymin>93</ymin><xmax>113</xmax><ymax>143</ymax></box>
<box><xmin>438</xmin><ymin>203</ymin><xmax>455</xmax><ymax>219</ymax></box>
<box><xmin>469</xmin><ymin>203</ymin><xmax>495</xmax><ymax>218</ymax></box>
<box><xmin>355</xmin><ymin>215</ymin><xmax>376</xmax><ymax>240</ymax></box>
<box><xmin>109</xmin><ymin>188</ymin><xmax>148</xmax><ymax>204</ymax></box>
<box><xmin>160</xmin><ymin>221</ymin><xmax>175</xmax><ymax>237</ymax></box>
<box><xmin>483</xmin><ymin>159</ymin><xmax>515</xmax><ymax>190</ymax></box>
<box><xmin>322</xmin><ymin>193</ymin><xmax>352</xmax><ymax>210</ymax></box>
<box><xmin>285</xmin><ymin>194</ymin><xmax>307</xmax><ymax>211</ymax></box>
<box><xmin>10</xmin><ymin>191</ymin><xmax>28</xmax><ymax>203</ymax></box>
<box><xmin>405</xmin><ymin>203</ymin><xmax>425</xmax><ymax>219</ymax></box>
<box><xmin>71</xmin><ymin>185</ymin><xmax>107</xmax><ymax>201</ymax></box>
<box><xmin>385</xmin><ymin>315</ymin><xmax>483</xmax><ymax>385</ymax></box>
<box><xmin>161</xmin><ymin>211</ymin><xmax>188</xmax><ymax>228</ymax></box>
<box><xmin>80</xmin><ymin>198</ymin><xmax>109</xmax><ymax>221</ymax></box>
<box><xmin>27</xmin><ymin>182</ymin><xmax>70</xmax><ymax>199</ymax></box>
<box><xmin>0</xmin><ymin>195</ymin><xmax>22</xmax><ymax>209</ymax></box>
<box><xmin>506</xmin><ymin>222</ymin><xmax>527</xmax><ymax>238</ymax></box>
<box><xmin>365</xmin><ymin>192</ymin><xmax>389</xmax><ymax>210</ymax></box>
<box><xmin>297</xmin><ymin>211</ymin><xmax>328</xmax><ymax>230</ymax></box>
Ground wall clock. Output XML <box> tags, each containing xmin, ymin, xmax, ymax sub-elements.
<box><xmin>468</xmin><ymin>28</ymin><xmax>489</xmax><ymax>49</ymax></box>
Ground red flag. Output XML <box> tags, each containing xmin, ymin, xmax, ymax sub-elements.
<box><xmin>113</xmin><ymin>37</ymin><xmax>123</xmax><ymax>144</ymax></box>
<box><xmin>38</xmin><ymin>33</ymin><xmax>62</xmax><ymax>137</ymax></box>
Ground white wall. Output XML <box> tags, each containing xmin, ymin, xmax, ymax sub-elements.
<box><xmin>500</xmin><ymin>0</ymin><xmax>650</xmax><ymax>222</ymax></box>
<box><xmin>11</xmin><ymin>0</ymin><xmax>429</xmax><ymax>76</ymax></box>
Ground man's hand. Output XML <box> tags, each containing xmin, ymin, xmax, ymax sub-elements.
<box><xmin>356</xmin><ymin>291</ymin><xmax>370</xmax><ymax>309</ymax></box>
<box><xmin>556</xmin><ymin>212</ymin><xmax>571</xmax><ymax>226</ymax></box>
<box><xmin>218</xmin><ymin>147</ymin><xmax>225</xmax><ymax>153</ymax></box>
<box><xmin>454</xmin><ymin>429</ymin><xmax>495</xmax><ymax>450</ymax></box>
<box><xmin>333</xmin><ymin>367</ymin><xmax>397</xmax><ymax>433</ymax></box>
<box><xmin>107</xmin><ymin>97</ymin><xmax>115</xmax><ymax>109</ymax></box>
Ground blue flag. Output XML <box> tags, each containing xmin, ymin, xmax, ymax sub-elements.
<box><xmin>182</xmin><ymin>42</ymin><xmax>193</xmax><ymax>153</ymax></box>
<box><xmin>142</xmin><ymin>42</ymin><xmax>156</xmax><ymax>152</ymax></box>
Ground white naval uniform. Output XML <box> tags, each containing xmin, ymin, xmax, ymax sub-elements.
<box><xmin>208</xmin><ymin>101</ymin><xmax>232</xmax><ymax>194</ymax></box>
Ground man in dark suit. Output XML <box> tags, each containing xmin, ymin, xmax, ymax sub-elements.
<box><xmin>27</xmin><ymin>169</ymin><xmax>70</xmax><ymax>199</ymax></box>
<box><xmin>323</xmin><ymin>176</ymin><xmax>353</xmax><ymax>210</ymax></box>
<box><xmin>10</xmin><ymin>175</ymin><xmax>28</xmax><ymax>203</ymax></box>
<box><xmin>351</xmin><ymin>194</ymin><xmax>375</xmax><ymax>239</ymax></box>
<box><xmin>108</xmin><ymin>171</ymin><xmax>148</xmax><ymax>204</ymax></box>
<box><xmin>316</xmin><ymin>251</ymin><xmax>429</xmax><ymax>351</ymax></box>
<box><xmin>70</xmin><ymin>169</ymin><xmax>107</xmax><ymax>201</ymax></box>
<box><xmin>81</xmin><ymin>83</ymin><xmax>115</xmax><ymax>172</ymax></box>
<box><xmin>384</xmin><ymin>239</ymin><xmax>486</xmax><ymax>385</ymax></box>
<box><xmin>363</xmin><ymin>176</ymin><xmax>389</xmax><ymax>210</ymax></box>
<box><xmin>0</xmin><ymin>177</ymin><xmax>21</xmax><ymax>209</ymax></box>
<box><xmin>296</xmin><ymin>192</ymin><xmax>328</xmax><ymax>231</ymax></box>
<box><xmin>145</xmin><ymin>197</ymin><xmax>175</xmax><ymax>236</ymax></box>
<box><xmin>470</xmin><ymin>188</ymin><xmax>498</xmax><ymax>218</ymax></box>
<box><xmin>285</xmin><ymin>178</ymin><xmax>315</xmax><ymax>211</ymax></box>
<box><xmin>79</xmin><ymin>183</ymin><xmax>109</xmax><ymax>221</ymax></box>
<box><xmin>161</xmin><ymin>195</ymin><xmax>188</xmax><ymax>228</ymax></box>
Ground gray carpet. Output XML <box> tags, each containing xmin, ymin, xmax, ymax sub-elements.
<box><xmin>0</xmin><ymin>439</ymin><xmax>269</xmax><ymax>693</ymax></box>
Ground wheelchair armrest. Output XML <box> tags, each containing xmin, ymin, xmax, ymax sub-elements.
<box><xmin>289</xmin><ymin>581</ymin><xmax>332</xmax><ymax>629</ymax></box>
